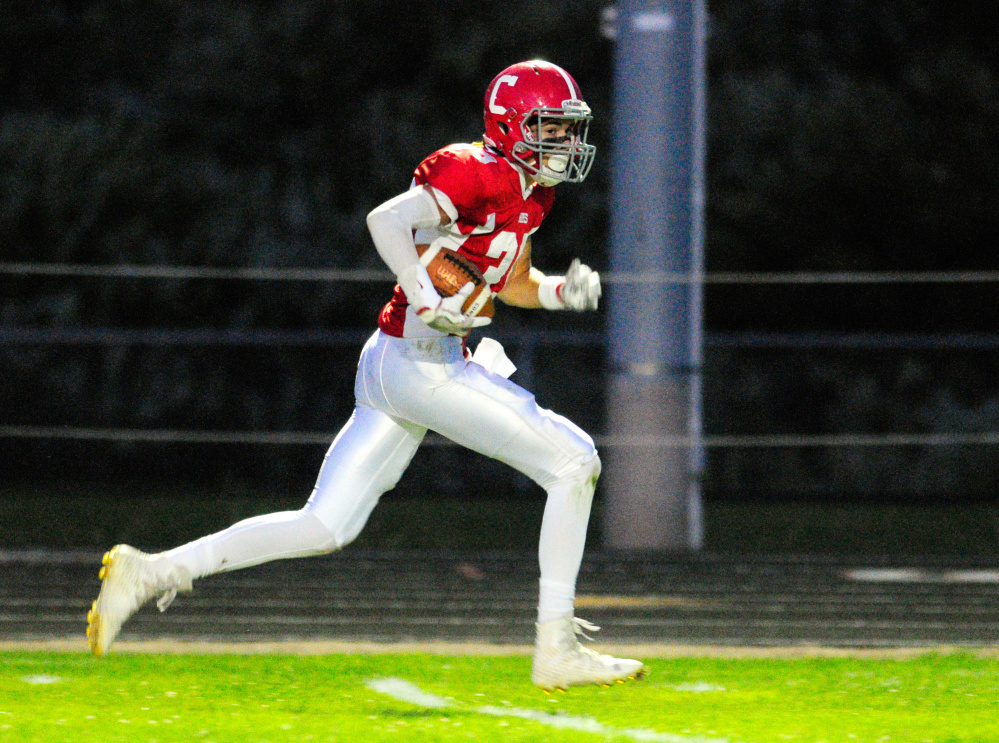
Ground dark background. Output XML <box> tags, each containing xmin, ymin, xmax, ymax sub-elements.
<box><xmin>3</xmin><ymin>1</ymin><xmax>999</xmax><ymax>514</ymax></box>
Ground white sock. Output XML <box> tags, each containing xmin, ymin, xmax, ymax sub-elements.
<box><xmin>537</xmin><ymin>579</ymin><xmax>576</xmax><ymax>624</ymax></box>
<box><xmin>536</xmin><ymin>476</ymin><xmax>594</xmax><ymax>623</ymax></box>
<box><xmin>161</xmin><ymin>509</ymin><xmax>336</xmax><ymax>581</ymax></box>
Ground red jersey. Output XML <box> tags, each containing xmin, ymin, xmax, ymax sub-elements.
<box><xmin>378</xmin><ymin>143</ymin><xmax>555</xmax><ymax>337</ymax></box>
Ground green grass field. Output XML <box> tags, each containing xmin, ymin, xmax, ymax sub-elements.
<box><xmin>2</xmin><ymin>650</ymin><xmax>998</xmax><ymax>742</ymax></box>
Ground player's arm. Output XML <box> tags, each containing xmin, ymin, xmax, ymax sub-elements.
<box><xmin>366</xmin><ymin>185</ymin><xmax>448</xmax><ymax>310</ymax></box>
<box><xmin>366</xmin><ymin>186</ymin><xmax>489</xmax><ymax>332</ymax></box>
<box><xmin>498</xmin><ymin>238</ymin><xmax>602</xmax><ymax>311</ymax></box>
<box><xmin>496</xmin><ymin>238</ymin><xmax>543</xmax><ymax>308</ymax></box>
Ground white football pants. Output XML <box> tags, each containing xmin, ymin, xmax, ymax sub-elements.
<box><xmin>164</xmin><ymin>331</ymin><xmax>600</xmax><ymax>621</ymax></box>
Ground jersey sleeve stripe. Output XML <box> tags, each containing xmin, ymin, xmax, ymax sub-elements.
<box><xmin>425</xmin><ymin>185</ymin><xmax>459</xmax><ymax>223</ymax></box>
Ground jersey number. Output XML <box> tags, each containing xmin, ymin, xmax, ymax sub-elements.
<box><xmin>483</xmin><ymin>232</ymin><xmax>527</xmax><ymax>285</ymax></box>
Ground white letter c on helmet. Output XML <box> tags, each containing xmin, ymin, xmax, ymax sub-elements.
<box><xmin>488</xmin><ymin>75</ymin><xmax>519</xmax><ymax>115</ymax></box>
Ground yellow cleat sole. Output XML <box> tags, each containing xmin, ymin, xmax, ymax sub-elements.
<box><xmin>86</xmin><ymin>606</ymin><xmax>103</xmax><ymax>656</ymax></box>
<box><xmin>86</xmin><ymin>549</ymin><xmax>120</xmax><ymax>657</ymax></box>
<box><xmin>537</xmin><ymin>668</ymin><xmax>646</xmax><ymax>693</ymax></box>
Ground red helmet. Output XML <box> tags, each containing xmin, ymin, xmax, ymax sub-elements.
<box><xmin>483</xmin><ymin>60</ymin><xmax>595</xmax><ymax>185</ymax></box>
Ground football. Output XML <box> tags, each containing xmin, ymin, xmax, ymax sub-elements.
<box><xmin>417</xmin><ymin>244</ymin><xmax>495</xmax><ymax>318</ymax></box>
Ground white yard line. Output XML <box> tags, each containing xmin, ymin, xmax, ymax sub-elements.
<box><xmin>20</xmin><ymin>675</ymin><xmax>62</xmax><ymax>684</ymax></box>
<box><xmin>366</xmin><ymin>678</ymin><xmax>451</xmax><ymax>708</ymax></box>
<box><xmin>366</xmin><ymin>677</ymin><xmax>731</xmax><ymax>743</ymax></box>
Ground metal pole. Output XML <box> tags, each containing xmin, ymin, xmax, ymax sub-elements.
<box><xmin>603</xmin><ymin>0</ymin><xmax>706</xmax><ymax>551</ymax></box>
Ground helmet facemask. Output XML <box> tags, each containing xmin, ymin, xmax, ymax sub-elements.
<box><xmin>510</xmin><ymin>101</ymin><xmax>595</xmax><ymax>186</ymax></box>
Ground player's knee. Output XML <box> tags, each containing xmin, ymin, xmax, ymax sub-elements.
<box><xmin>584</xmin><ymin>451</ymin><xmax>602</xmax><ymax>482</ymax></box>
<box><xmin>547</xmin><ymin>448</ymin><xmax>601</xmax><ymax>492</ymax></box>
<box><xmin>302</xmin><ymin>496</ymin><xmax>381</xmax><ymax>552</ymax></box>
<box><xmin>576</xmin><ymin>451</ymin><xmax>601</xmax><ymax>492</ymax></box>
<box><xmin>374</xmin><ymin>466</ymin><xmax>406</xmax><ymax>494</ymax></box>
<box><xmin>291</xmin><ymin>509</ymin><xmax>341</xmax><ymax>554</ymax></box>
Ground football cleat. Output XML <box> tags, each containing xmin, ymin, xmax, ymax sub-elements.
<box><xmin>86</xmin><ymin>545</ymin><xmax>192</xmax><ymax>656</ymax></box>
<box><xmin>531</xmin><ymin>615</ymin><xmax>645</xmax><ymax>691</ymax></box>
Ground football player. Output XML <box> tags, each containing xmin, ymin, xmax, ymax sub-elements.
<box><xmin>86</xmin><ymin>59</ymin><xmax>644</xmax><ymax>690</ymax></box>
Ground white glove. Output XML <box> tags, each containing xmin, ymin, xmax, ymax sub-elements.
<box><xmin>417</xmin><ymin>282</ymin><xmax>492</xmax><ymax>337</ymax></box>
<box><xmin>397</xmin><ymin>263</ymin><xmax>443</xmax><ymax>315</ymax></box>
<box><xmin>561</xmin><ymin>259</ymin><xmax>601</xmax><ymax>311</ymax></box>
